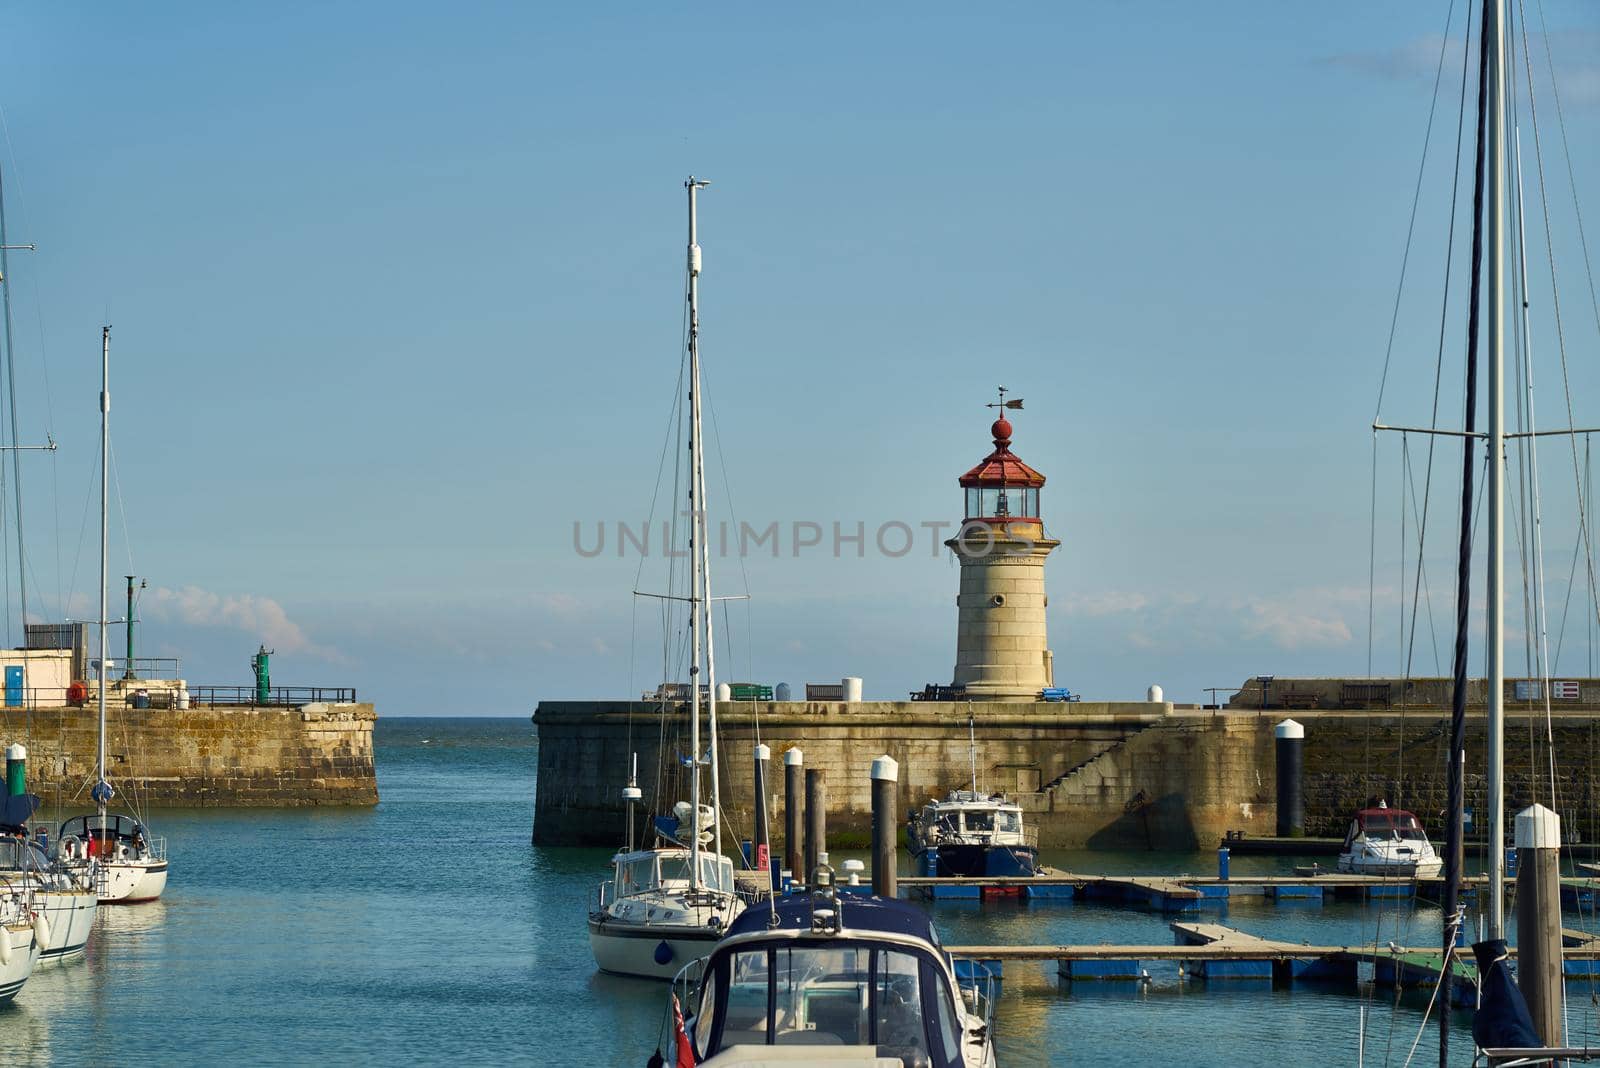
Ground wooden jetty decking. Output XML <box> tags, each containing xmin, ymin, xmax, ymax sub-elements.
<box><xmin>943</xmin><ymin>921</ymin><xmax>1600</xmax><ymax>1002</ymax></box>
<box><xmin>898</xmin><ymin>867</ymin><xmax>1587</xmax><ymax>910</ymax></box>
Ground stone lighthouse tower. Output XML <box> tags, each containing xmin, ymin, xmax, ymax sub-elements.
<box><xmin>945</xmin><ymin>391</ymin><xmax>1060</xmax><ymax>700</ymax></box>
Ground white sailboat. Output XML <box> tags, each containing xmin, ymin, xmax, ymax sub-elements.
<box><xmin>588</xmin><ymin>177</ymin><xmax>746</xmax><ymax>980</ymax></box>
<box><xmin>0</xmin><ymin>165</ymin><xmax>99</xmax><ymax>958</ymax></box>
<box><xmin>0</xmin><ymin>876</ymin><xmax>41</xmax><ymax>1003</ymax></box>
<box><xmin>57</xmin><ymin>327</ymin><xmax>168</xmax><ymax>905</ymax></box>
<box><xmin>0</xmin><ymin>786</ymin><xmax>97</xmax><ymax>965</ymax></box>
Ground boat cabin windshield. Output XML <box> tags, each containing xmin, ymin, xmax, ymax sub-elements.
<box><xmin>1349</xmin><ymin>811</ymin><xmax>1427</xmax><ymax>843</ymax></box>
<box><xmin>614</xmin><ymin>852</ymin><xmax>735</xmax><ymax>898</ymax></box>
<box><xmin>59</xmin><ymin>813</ymin><xmax>144</xmax><ymax>841</ymax></box>
<box><xmin>932</xmin><ymin>804</ymin><xmax>1022</xmax><ymax>837</ymax></box>
<box><xmin>0</xmin><ymin>836</ymin><xmax>42</xmax><ymax>872</ymax></box>
<box><xmin>699</xmin><ymin>940</ymin><xmax>964</xmax><ymax>1068</ymax></box>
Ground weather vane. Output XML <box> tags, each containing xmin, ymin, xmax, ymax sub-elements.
<box><xmin>986</xmin><ymin>386</ymin><xmax>1024</xmax><ymax>412</ymax></box>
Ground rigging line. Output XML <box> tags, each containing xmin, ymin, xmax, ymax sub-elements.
<box><xmin>1402</xmin><ymin>447</ymin><xmax>1445</xmax><ymax>675</ymax></box>
<box><xmin>64</xmin><ymin>440</ymin><xmax>100</xmax><ymax>625</ymax></box>
<box><xmin>1514</xmin><ymin>0</ymin><xmax>1600</xmax><ymax>688</ymax></box>
<box><xmin>1551</xmin><ymin>490</ymin><xmax>1583</xmax><ymax>672</ymax></box>
<box><xmin>1509</xmin><ymin>0</ymin><xmax>1563</xmax><ymax>852</ymax></box>
<box><xmin>1531</xmin><ymin>0</ymin><xmax>1600</xmax><ymax>352</ymax></box>
<box><xmin>1397</xmin><ymin>434</ymin><xmax>1409</xmax><ymax>805</ymax></box>
<box><xmin>1371</xmin><ymin>0</ymin><xmax>1464</xmax><ymax>423</ymax></box>
<box><xmin>1369</xmin><ymin>432</ymin><xmax>1379</xmax><ymax>676</ymax></box>
<box><xmin>107</xmin><ymin>440</ymin><xmax>135</xmax><ymax>576</ymax></box>
<box><xmin>1392</xmin><ymin>0</ymin><xmax>1477</xmax><ymax>690</ymax></box>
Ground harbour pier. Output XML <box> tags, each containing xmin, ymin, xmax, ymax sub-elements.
<box><xmin>943</xmin><ymin>921</ymin><xmax>1600</xmax><ymax>1005</ymax></box>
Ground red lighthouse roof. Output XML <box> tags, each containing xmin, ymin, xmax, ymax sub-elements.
<box><xmin>959</xmin><ymin>415</ymin><xmax>1046</xmax><ymax>488</ymax></box>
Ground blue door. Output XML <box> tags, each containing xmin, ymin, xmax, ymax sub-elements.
<box><xmin>5</xmin><ymin>666</ymin><xmax>22</xmax><ymax>707</ymax></box>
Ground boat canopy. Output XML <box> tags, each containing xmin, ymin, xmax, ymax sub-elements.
<box><xmin>725</xmin><ymin>891</ymin><xmax>941</xmax><ymax>944</ymax></box>
<box><xmin>0</xmin><ymin>793</ymin><xmax>40</xmax><ymax>833</ymax></box>
<box><xmin>1352</xmin><ymin>808</ymin><xmax>1427</xmax><ymax>839</ymax></box>
<box><xmin>612</xmin><ymin>848</ymin><xmax>734</xmax><ymax>898</ymax></box>
<box><xmin>58</xmin><ymin>813</ymin><xmax>145</xmax><ymax>841</ymax></box>
<box><xmin>700</xmin><ymin>897</ymin><xmax>964</xmax><ymax>1066</ymax></box>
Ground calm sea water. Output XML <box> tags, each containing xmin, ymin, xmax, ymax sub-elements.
<box><xmin>0</xmin><ymin>716</ymin><xmax>1594</xmax><ymax>1066</ymax></box>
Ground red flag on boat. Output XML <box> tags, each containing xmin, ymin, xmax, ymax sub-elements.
<box><xmin>673</xmin><ymin>993</ymin><xmax>695</xmax><ymax>1068</ymax></box>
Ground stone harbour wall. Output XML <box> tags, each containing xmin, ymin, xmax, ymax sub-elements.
<box><xmin>533</xmin><ymin>700</ymin><xmax>1282</xmax><ymax>850</ymax></box>
<box><xmin>0</xmin><ymin>702</ymin><xmax>379</xmax><ymax>806</ymax></box>
<box><xmin>1297</xmin><ymin>709</ymin><xmax>1600</xmax><ymax>840</ymax></box>
<box><xmin>534</xmin><ymin>699</ymin><xmax>1600</xmax><ymax>852</ymax></box>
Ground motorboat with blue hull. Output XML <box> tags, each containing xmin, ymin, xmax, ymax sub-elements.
<box><xmin>667</xmin><ymin>870</ymin><xmax>997</xmax><ymax>1067</ymax></box>
<box><xmin>907</xmin><ymin>791</ymin><xmax>1039</xmax><ymax>880</ymax></box>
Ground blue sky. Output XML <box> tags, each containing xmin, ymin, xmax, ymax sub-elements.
<box><xmin>0</xmin><ymin>3</ymin><xmax>1597</xmax><ymax>714</ymax></box>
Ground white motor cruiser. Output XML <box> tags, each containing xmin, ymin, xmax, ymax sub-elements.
<box><xmin>1336</xmin><ymin>801</ymin><xmax>1444</xmax><ymax>879</ymax></box>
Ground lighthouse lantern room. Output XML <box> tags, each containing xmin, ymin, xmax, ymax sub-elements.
<box><xmin>945</xmin><ymin>389</ymin><xmax>1061</xmax><ymax>701</ymax></box>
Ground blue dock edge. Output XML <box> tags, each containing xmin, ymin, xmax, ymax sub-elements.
<box><xmin>953</xmin><ymin>959</ymin><xmax>1003</xmax><ymax>985</ymax></box>
<box><xmin>1058</xmin><ymin>959</ymin><xmax>1143</xmax><ymax>981</ymax></box>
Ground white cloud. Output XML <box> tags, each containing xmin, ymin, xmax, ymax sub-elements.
<box><xmin>1058</xmin><ymin>591</ymin><xmax>1150</xmax><ymax>618</ymax></box>
<box><xmin>144</xmin><ymin>585</ymin><xmax>337</xmax><ymax>660</ymax></box>
<box><xmin>1323</xmin><ymin>30</ymin><xmax>1600</xmax><ymax>107</ymax></box>
<box><xmin>1322</xmin><ymin>33</ymin><xmax>1456</xmax><ymax>83</ymax></box>
<box><xmin>1240</xmin><ymin>598</ymin><xmax>1354</xmax><ymax>651</ymax></box>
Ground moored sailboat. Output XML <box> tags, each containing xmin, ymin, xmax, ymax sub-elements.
<box><xmin>587</xmin><ymin>177</ymin><xmax>745</xmax><ymax>979</ymax></box>
<box><xmin>57</xmin><ymin>328</ymin><xmax>168</xmax><ymax>905</ymax></box>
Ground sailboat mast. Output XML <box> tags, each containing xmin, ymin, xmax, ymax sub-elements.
<box><xmin>689</xmin><ymin>178</ymin><xmax>723</xmax><ymax>862</ymax></box>
<box><xmin>685</xmin><ymin>176</ymin><xmax>710</xmax><ymax>890</ymax></box>
<box><xmin>1486</xmin><ymin>0</ymin><xmax>1508</xmax><ymax>942</ymax></box>
<box><xmin>97</xmin><ymin>326</ymin><xmax>110</xmax><ymax>811</ymax></box>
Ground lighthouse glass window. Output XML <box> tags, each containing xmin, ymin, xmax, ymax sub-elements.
<box><xmin>966</xmin><ymin>486</ymin><xmax>1039</xmax><ymax>520</ymax></box>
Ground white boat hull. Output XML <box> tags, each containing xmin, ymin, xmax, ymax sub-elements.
<box><xmin>35</xmin><ymin>889</ymin><xmax>97</xmax><ymax>964</ymax></box>
<box><xmin>0</xmin><ymin>924</ymin><xmax>39</xmax><ymax>1003</ymax></box>
<box><xmin>1337</xmin><ymin>854</ymin><xmax>1444</xmax><ymax>879</ymax></box>
<box><xmin>64</xmin><ymin>859</ymin><xmax>168</xmax><ymax>904</ymax></box>
<box><xmin>589</xmin><ymin>917</ymin><xmax>723</xmax><ymax>981</ymax></box>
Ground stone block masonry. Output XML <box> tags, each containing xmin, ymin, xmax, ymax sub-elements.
<box><xmin>534</xmin><ymin>698</ymin><xmax>1600</xmax><ymax>851</ymax></box>
<box><xmin>0</xmin><ymin>702</ymin><xmax>378</xmax><ymax>806</ymax></box>
<box><xmin>533</xmin><ymin>700</ymin><xmax>1283</xmax><ymax>850</ymax></box>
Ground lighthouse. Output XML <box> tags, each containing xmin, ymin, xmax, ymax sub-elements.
<box><xmin>945</xmin><ymin>390</ymin><xmax>1060</xmax><ymax>700</ymax></box>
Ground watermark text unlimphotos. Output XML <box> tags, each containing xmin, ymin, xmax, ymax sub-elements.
<box><xmin>573</xmin><ymin>516</ymin><xmax>1040</xmax><ymax>559</ymax></box>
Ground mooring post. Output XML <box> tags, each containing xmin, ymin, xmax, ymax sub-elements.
<box><xmin>1275</xmin><ymin>718</ymin><xmax>1305</xmax><ymax>838</ymax></box>
<box><xmin>1515</xmin><ymin>803</ymin><xmax>1563</xmax><ymax>1047</ymax></box>
<box><xmin>804</xmin><ymin>768</ymin><xmax>826</xmax><ymax>885</ymax></box>
<box><xmin>784</xmin><ymin>747</ymin><xmax>803</xmax><ymax>888</ymax></box>
<box><xmin>5</xmin><ymin>743</ymin><xmax>24</xmax><ymax>796</ymax></box>
<box><xmin>753</xmin><ymin>743</ymin><xmax>771</xmax><ymax>878</ymax></box>
<box><xmin>871</xmin><ymin>754</ymin><xmax>898</xmax><ymax>899</ymax></box>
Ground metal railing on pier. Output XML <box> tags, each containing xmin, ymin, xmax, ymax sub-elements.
<box><xmin>189</xmin><ymin>686</ymin><xmax>357</xmax><ymax>708</ymax></box>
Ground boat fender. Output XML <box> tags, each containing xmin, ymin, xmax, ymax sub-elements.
<box><xmin>0</xmin><ymin>929</ymin><xmax>10</xmax><ymax>966</ymax></box>
<box><xmin>31</xmin><ymin>911</ymin><xmax>49</xmax><ymax>952</ymax></box>
<box><xmin>653</xmin><ymin>940</ymin><xmax>674</xmax><ymax>966</ymax></box>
